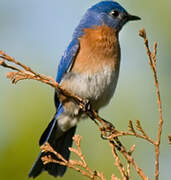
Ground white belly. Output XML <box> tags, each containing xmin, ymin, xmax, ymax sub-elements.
<box><xmin>61</xmin><ymin>66</ymin><xmax>119</xmax><ymax>110</ymax></box>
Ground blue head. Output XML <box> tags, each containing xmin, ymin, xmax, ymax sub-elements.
<box><xmin>74</xmin><ymin>1</ymin><xmax>140</xmax><ymax>38</ymax></box>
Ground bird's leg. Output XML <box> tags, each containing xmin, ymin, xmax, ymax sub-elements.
<box><xmin>100</xmin><ymin>120</ymin><xmax>123</xmax><ymax>149</ymax></box>
<box><xmin>78</xmin><ymin>98</ymin><xmax>91</xmax><ymax>112</ymax></box>
<box><xmin>101</xmin><ymin>118</ymin><xmax>115</xmax><ymax>131</ymax></box>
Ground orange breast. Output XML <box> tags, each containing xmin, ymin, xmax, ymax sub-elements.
<box><xmin>72</xmin><ymin>25</ymin><xmax>120</xmax><ymax>74</ymax></box>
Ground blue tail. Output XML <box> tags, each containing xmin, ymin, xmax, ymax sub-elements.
<box><xmin>28</xmin><ymin>115</ymin><xmax>76</xmax><ymax>178</ymax></box>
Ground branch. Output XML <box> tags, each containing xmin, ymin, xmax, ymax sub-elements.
<box><xmin>109</xmin><ymin>139</ymin><xmax>149</xmax><ymax>180</ymax></box>
<box><xmin>106</xmin><ymin>120</ymin><xmax>155</xmax><ymax>145</ymax></box>
<box><xmin>41</xmin><ymin>135</ymin><xmax>105</xmax><ymax>180</ymax></box>
<box><xmin>126</xmin><ymin>144</ymin><xmax>136</xmax><ymax>179</ymax></box>
<box><xmin>109</xmin><ymin>141</ymin><xmax>128</xmax><ymax>180</ymax></box>
<box><xmin>139</xmin><ymin>28</ymin><xmax>163</xmax><ymax>180</ymax></box>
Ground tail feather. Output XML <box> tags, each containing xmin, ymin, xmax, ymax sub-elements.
<box><xmin>28</xmin><ymin>153</ymin><xmax>44</xmax><ymax>178</ymax></box>
<box><xmin>28</xmin><ymin>117</ymin><xmax>76</xmax><ymax>178</ymax></box>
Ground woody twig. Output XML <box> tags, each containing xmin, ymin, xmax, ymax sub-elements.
<box><xmin>139</xmin><ymin>28</ymin><xmax>163</xmax><ymax>180</ymax></box>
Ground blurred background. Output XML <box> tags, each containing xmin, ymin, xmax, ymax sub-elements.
<box><xmin>0</xmin><ymin>0</ymin><xmax>170</xmax><ymax>179</ymax></box>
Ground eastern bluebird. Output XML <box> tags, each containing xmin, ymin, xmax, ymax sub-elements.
<box><xmin>28</xmin><ymin>1</ymin><xmax>140</xmax><ymax>178</ymax></box>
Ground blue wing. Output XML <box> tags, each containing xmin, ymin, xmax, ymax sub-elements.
<box><xmin>40</xmin><ymin>37</ymin><xmax>80</xmax><ymax>144</ymax></box>
<box><xmin>36</xmin><ymin>33</ymin><xmax>80</xmax><ymax>147</ymax></box>
<box><xmin>54</xmin><ymin>38</ymin><xmax>80</xmax><ymax>108</ymax></box>
<box><xmin>56</xmin><ymin>38</ymin><xmax>80</xmax><ymax>83</ymax></box>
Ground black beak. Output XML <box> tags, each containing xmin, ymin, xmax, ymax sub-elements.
<box><xmin>127</xmin><ymin>14</ymin><xmax>141</xmax><ymax>21</ymax></box>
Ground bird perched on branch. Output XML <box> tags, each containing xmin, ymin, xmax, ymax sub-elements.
<box><xmin>29</xmin><ymin>1</ymin><xmax>140</xmax><ymax>178</ymax></box>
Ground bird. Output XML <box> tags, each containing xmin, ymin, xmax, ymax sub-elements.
<box><xmin>28</xmin><ymin>1</ymin><xmax>140</xmax><ymax>178</ymax></box>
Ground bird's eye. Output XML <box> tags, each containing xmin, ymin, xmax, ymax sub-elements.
<box><xmin>110</xmin><ymin>10</ymin><xmax>119</xmax><ymax>17</ymax></box>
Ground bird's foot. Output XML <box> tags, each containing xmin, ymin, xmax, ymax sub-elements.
<box><xmin>79</xmin><ymin>99</ymin><xmax>91</xmax><ymax>112</ymax></box>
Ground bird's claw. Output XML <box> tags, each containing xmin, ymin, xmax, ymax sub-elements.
<box><xmin>102</xmin><ymin>119</ymin><xmax>115</xmax><ymax>132</ymax></box>
<box><xmin>100</xmin><ymin>120</ymin><xmax>115</xmax><ymax>140</ymax></box>
<box><xmin>79</xmin><ymin>99</ymin><xmax>91</xmax><ymax>112</ymax></box>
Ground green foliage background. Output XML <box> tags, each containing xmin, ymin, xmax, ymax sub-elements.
<box><xmin>0</xmin><ymin>0</ymin><xmax>171</xmax><ymax>179</ymax></box>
